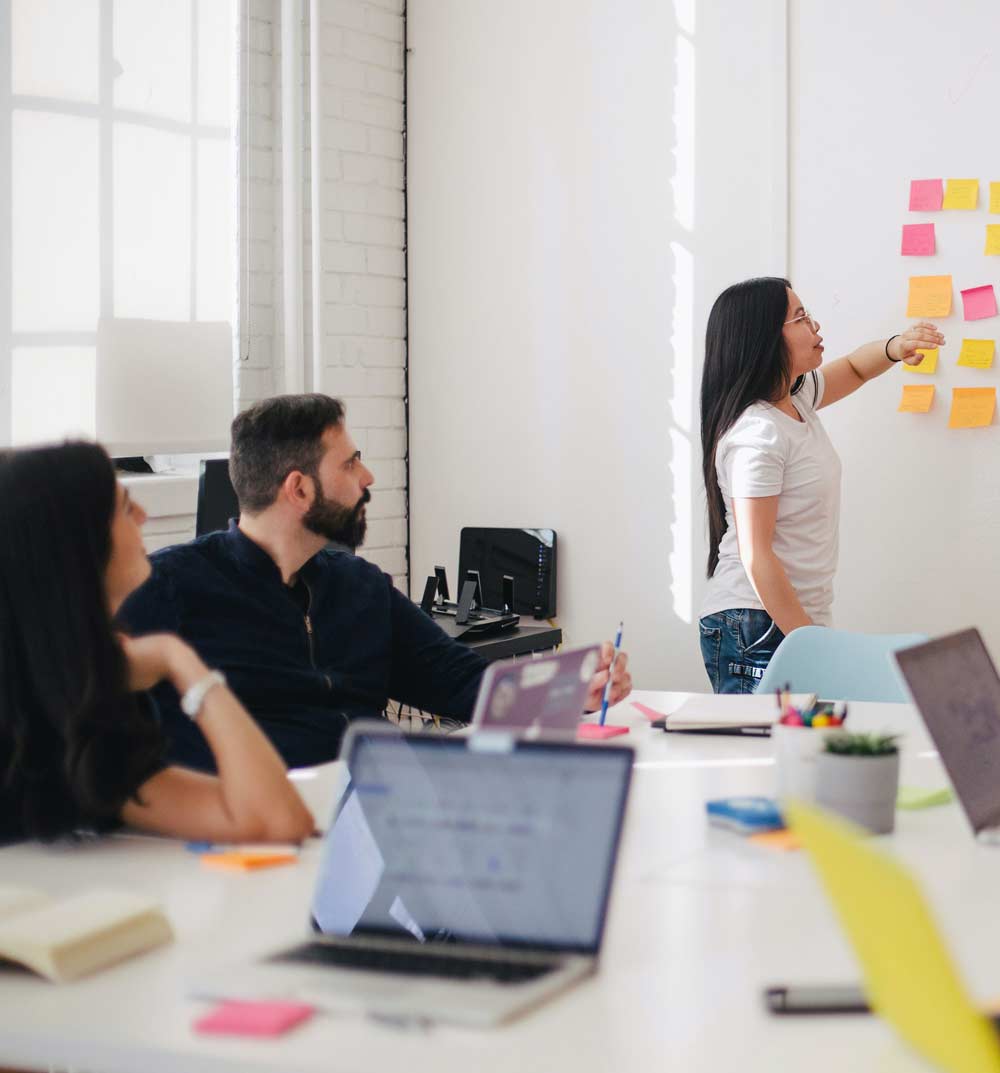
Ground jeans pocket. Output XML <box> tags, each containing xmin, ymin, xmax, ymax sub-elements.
<box><xmin>699</xmin><ymin>619</ymin><xmax>723</xmax><ymax>693</ymax></box>
<box><xmin>742</xmin><ymin>611</ymin><xmax>782</xmax><ymax>656</ymax></box>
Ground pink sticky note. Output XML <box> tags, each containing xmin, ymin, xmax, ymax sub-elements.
<box><xmin>909</xmin><ymin>179</ymin><xmax>943</xmax><ymax>211</ymax></box>
<box><xmin>961</xmin><ymin>285</ymin><xmax>998</xmax><ymax>321</ymax></box>
<box><xmin>901</xmin><ymin>222</ymin><xmax>935</xmax><ymax>256</ymax></box>
<box><xmin>578</xmin><ymin>723</ymin><xmax>630</xmax><ymax>740</ymax></box>
<box><xmin>631</xmin><ymin>701</ymin><xmax>667</xmax><ymax>722</ymax></box>
<box><xmin>194</xmin><ymin>1000</ymin><xmax>315</xmax><ymax>1037</ymax></box>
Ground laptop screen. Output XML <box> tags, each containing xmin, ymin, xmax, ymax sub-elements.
<box><xmin>896</xmin><ymin>628</ymin><xmax>1000</xmax><ymax>833</ymax></box>
<box><xmin>310</xmin><ymin>731</ymin><xmax>633</xmax><ymax>954</ymax></box>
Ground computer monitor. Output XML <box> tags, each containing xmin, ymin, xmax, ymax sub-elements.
<box><xmin>196</xmin><ymin>458</ymin><xmax>240</xmax><ymax>537</ymax></box>
<box><xmin>458</xmin><ymin>527</ymin><xmax>557</xmax><ymax>619</ymax></box>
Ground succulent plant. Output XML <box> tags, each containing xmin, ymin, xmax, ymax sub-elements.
<box><xmin>822</xmin><ymin>732</ymin><xmax>899</xmax><ymax>757</ymax></box>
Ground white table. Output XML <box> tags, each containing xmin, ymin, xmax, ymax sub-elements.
<box><xmin>2</xmin><ymin>692</ymin><xmax>997</xmax><ymax>1073</ymax></box>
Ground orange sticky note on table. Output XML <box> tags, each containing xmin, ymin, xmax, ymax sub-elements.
<box><xmin>904</xmin><ymin>348</ymin><xmax>938</xmax><ymax>374</ymax></box>
<box><xmin>899</xmin><ymin>384</ymin><xmax>935</xmax><ymax>413</ymax></box>
<box><xmin>201</xmin><ymin>851</ymin><xmax>298</xmax><ymax>872</ymax></box>
<box><xmin>749</xmin><ymin>829</ymin><xmax>801</xmax><ymax>852</ymax></box>
<box><xmin>907</xmin><ymin>275</ymin><xmax>952</xmax><ymax>317</ymax></box>
<box><xmin>985</xmin><ymin>226</ymin><xmax>1000</xmax><ymax>255</ymax></box>
<box><xmin>990</xmin><ymin>182</ymin><xmax>1000</xmax><ymax>214</ymax></box>
<box><xmin>942</xmin><ymin>178</ymin><xmax>979</xmax><ymax>210</ymax></box>
<box><xmin>957</xmin><ymin>339</ymin><xmax>996</xmax><ymax>369</ymax></box>
<box><xmin>948</xmin><ymin>387</ymin><xmax>996</xmax><ymax>429</ymax></box>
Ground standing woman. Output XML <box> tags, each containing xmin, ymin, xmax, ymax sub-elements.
<box><xmin>0</xmin><ymin>442</ymin><xmax>314</xmax><ymax>843</ymax></box>
<box><xmin>698</xmin><ymin>277</ymin><xmax>942</xmax><ymax>693</ymax></box>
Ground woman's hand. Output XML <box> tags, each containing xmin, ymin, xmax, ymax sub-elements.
<box><xmin>892</xmin><ymin>322</ymin><xmax>945</xmax><ymax>365</ymax></box>
<box><xmin>583</xmin><ymin>642</ymin><xmax>633</xmax><ymax>712</ymax></box>
<box><xmin>119</xmin><ymin>633</ymin><xmax>208</xmax><ymax>693</ymax></box>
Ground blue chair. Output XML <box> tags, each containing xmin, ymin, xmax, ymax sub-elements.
<box><xmin>755</xmin><ymin>626</ymin><xmax>928</xmax><ymax>703</ymax></box>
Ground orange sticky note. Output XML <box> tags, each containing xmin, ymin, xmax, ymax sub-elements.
<box><xmin>749</xmin><ymin>829</ymin><xmax>801</xmax><ymax>852</ymax></box>
<box><xmin>907</xmin><ymin>275</ymin><xmax>952</xmax><ymax>317</ymax></box>
<box><xmin>990</xmin><ymin>182</ymin><xmax>1000</xmax><ymax>214</ymax></box>
<box><xmin>957</xmin><ymin>339</ymin><xmax>996</xmax><ymax>369</ymax></box>
<box><xmin>986</xmin><ymin>225</ymin><xmax>1000</xmax><ymax>256</ymax></box>
<box><xmin>201</xmin><ymin>851</ymin><xmax>298</xmax><ymax>872</ymax></box>
<box><xmin>948</xmin><ymin>387</ymin><xmax>996</xmax><ymax>429</ymax></box>
<box><xmin>904</xmin><ymin>348</ymin><xmax>938</xmax><ymax>374</ymax></box>
<box><xmin>899</xmin><ymin>384</ymin><xmax>935</xmax><ymax>413</ymax></box>
<box><xmin>942</xmin><ymin>178</ymin><xmax>979</xmax><ymax>210</ymax></box>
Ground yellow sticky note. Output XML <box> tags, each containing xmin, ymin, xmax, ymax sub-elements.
<box><xmin>986</xmin><ymin>225</ymin><xmax>1000</xmax><ymax>255</ymax></box>
<box><xmin>906</xmin><ymin>276</ymin><xmax>952</xmax><ymax>318</ymax></box>
<box><xmin>990</xmin><ymin>182</ymin><xmax>1000</xmax><ymax>214</ymax></box>
<box><xmin>904</xmin><ymin>348</ymin><xmax>938</xmax><ymax>374</ymax></box>
<box><xmin>942</xmin><ymin>178</ymin><xmax>979</xmax><ymax>210</ymax></box>
<box><xmin>949</xmin><ymin>387</ymin><xmax>996</xmax><ymax>429</ymax></box>
<box><xmin>899</xmin><ymin>384</ymin><xmax>935</xmax><ymax>413</ymax></box>
<box><xmin>957</xmin><ymin>339</ymin><xmax>995</xmax><ymax>369</ymax></box>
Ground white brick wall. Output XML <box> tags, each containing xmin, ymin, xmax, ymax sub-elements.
<box><xmin>238</xmin><ymin>0</ymin><xmax>408</xmax><ymax>590</ymax></box>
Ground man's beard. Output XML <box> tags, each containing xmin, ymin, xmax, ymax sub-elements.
<box><xmin>303</xmin><ymin>484</ymin><xmax>370</xmax><ymax>548</ymax></box>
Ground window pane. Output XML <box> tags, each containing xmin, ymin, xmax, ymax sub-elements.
<box><xmin>12</xmin><ymin>111</ymin><xmax>99</xmax><ymax>332</ymax></box>
<box><xmin>197</xmin><ymin>0</ymin><xmax>234</xmax><ymax>127</ymax></box>
<box><xmin>12</xmin><ymin>0</ymin><xmax>99</xmax><ymax>103</ymax></box>
<box><xmin>196</xmin><ymin>139</ymin><xmax>234</xmax><ymax>322</ymax></box>
<box><xmin>12</xmin><ymin>347</ymin><xmax>97</xmax><ymax>445</ymax></box>
<box><xmin>114</xmin><ymin>0</ymin><xmax>191</xmax><ymax>122</ymax></box>
<box><xmin>114</xmin><ymin>123</ymin><xmax>191</xmax><ymax>321</ymax></box>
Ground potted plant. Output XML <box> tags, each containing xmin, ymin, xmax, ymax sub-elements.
<box><xmin>814</xmin><ymin>733</ymin><xmax>900</xmax><ymax>834</ymax></box>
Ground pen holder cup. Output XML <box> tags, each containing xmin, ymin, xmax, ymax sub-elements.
<box><xmin>773</xmin><ymin>724</ymin><xmax>834</xmax><ymax>804</ymax></box>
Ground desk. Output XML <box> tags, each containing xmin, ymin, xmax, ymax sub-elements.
<box><xmin>463</xmin><ymin>622</ymin><xmax>562</xmax><ymax>661</ymax></box>
<box><xmin>2</xmin><ymin>693</ymin><xmax>997</xmax><ymax>1073</ymax></box>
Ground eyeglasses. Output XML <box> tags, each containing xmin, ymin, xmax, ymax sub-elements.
<box><xmin>784</xmin><ymin>310</ymin><xmax>820</xmax><ymax>332</ymax></box>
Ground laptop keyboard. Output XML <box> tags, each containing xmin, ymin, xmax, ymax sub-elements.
<box><xmin>269</xmin><ymin>942</ymin><xmax>557</xmax><ymax>984</ymax></box>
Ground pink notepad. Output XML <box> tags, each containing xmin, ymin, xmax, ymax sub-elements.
<box><xmin>194</xmin><ymin>1000</ymin><xmax>315</xmax><ymax>1037</ymax></box>
<box><xmin>578</xmin><ymin>723</ymin><xmax>629</xmax><ymax>740</ymax></box>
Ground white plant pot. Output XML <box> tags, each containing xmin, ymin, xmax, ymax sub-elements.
<box><xmin>772</xmin><ymin>724</ymin><xmax>834</xmax><ymax>804</ymax></box>
<box><xmin>814</xmin><ymin>751</ymin><xmax>901</xmax><ymax>834</ymax></box>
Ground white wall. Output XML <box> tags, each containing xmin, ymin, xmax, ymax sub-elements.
<box><xmin>407</xmin><ymin>0</ymin><xmax>786</xmax><ymax>690</ymax></box>
<box><xmin>789</xmin><ymin>0</ymin><xmax>1000</xmax><ymax>650</ymax></box>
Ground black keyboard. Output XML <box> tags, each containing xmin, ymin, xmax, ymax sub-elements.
<box><xmin>269</xmin><ymin>942</ymin><xmax>557</xmax><ymax>984</ymax></box>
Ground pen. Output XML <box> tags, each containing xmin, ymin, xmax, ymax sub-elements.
<box><xmin>598</xmin><ymin>622</ymin><xmax>624</xmax><ymax>727</ymax></box>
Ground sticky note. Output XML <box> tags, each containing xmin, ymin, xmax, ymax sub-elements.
<box><xmin>903</xmin><ymin>348</ymin><xmax>938</xmax><ymax>374</ymax></box>
<box><xmin>748</xmin><ymin>829</ymin><xmax>801</xmax><ymax>852</ymax></box>
<box><xmin>949</xmin><ymin>387</ymin><xmax>996</xmax><ymax>429</ymax></box>
<box><xmin>201</xmin><ymin>851</ymin><xmax>298</xmax><ymax>871</ymax></box>
<box><xmin>961</xmin><ymin>284</ymin><xmax>998</xmax><ymax>321</ymax></box>
<box><xmin>986</xmin><ymin>225</ymin><xmax>1000</xmax><ymax>255</ymax></box>
<box><xmin>901</xmin><ymin>223</ymin><xmax>936</xmax><ymax>256</ymax></box>
<box><xmin>957</xmin><ymin>339</ymin><xmax>995</xmax><ymax>369</ymax></box>
<box><xmin>631</xmin><ymin>701</ymin><xmax>666</xmax><ymax>722</ymax></box>
<box><xmin>942</xmin><ymin>178</ymin><xmax>979</xmax><ymax>210</ymax></box>
<box><xmin>194</xmin><ymin>1000</ymin><xmax>315</xmax><ymax>1037</ymax></box>
<box><xmin>577</xmin><ymin>723</ymin><xmax>629</xmax><ymax>740</ymax></box>
<box><xmin>907</xmin><ymin>275</ymin><xmax>952</xmax><ymax>317</ymax></box>
<box><xmin>898</xmin><ymin>385</ymin><xmax>935</xmax><ymax>413</ymax></box>
<box><xmin>991</xmin><ymin>182</ymin><xmax>1000</xmax><ymax>214</ymax></box>
<box><xmin>909</xmin><ymin>178</ymin><xmax>943</xmax><ymax>211</ymax></box>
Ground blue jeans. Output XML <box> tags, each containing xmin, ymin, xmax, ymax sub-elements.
<box><xmin>699</xmin><ymin>609</ymin><xmax>785</xmax><ymax>694</ymax></box>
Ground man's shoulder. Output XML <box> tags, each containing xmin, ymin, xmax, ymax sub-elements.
<box><xmin>148</xmin><ymin>530</ymin><xmax>231</xmax><ymax>572</ymax></box>
<box><xmin>311</xmin><ymin>546</ymin><xmax>392</xmax><ymax>587</ymax></box>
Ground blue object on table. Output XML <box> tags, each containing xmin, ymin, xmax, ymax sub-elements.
<box><xmin>755</xmin><ymin>627</ymin><xmax>928</xmax><ymax>703</ymax></box>
<box><xmin>706</xmin><ymin>796</ymin><xmax>784</xmax><ymax>836</ymax></box>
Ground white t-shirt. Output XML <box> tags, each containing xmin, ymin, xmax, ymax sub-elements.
<box><xmin>700</xmin><ymin>371</ymin><xmax>842</xmax><ymax>626</ymax></box>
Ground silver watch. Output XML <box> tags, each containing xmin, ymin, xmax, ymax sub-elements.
<box><xmin>180</xmin><ymin>670</ymin><xmax>227</xmax><ymax>720</ymax></box>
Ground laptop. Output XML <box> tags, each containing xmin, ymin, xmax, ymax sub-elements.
<box><xmin>469</xmin><ymin>645</ymin><xmax>600</xmax><ymax>737</ymax></box>
<box><xmin>198</xmin><ymin>722</ymin><xmax>633</xmax><ymax>1027</ymax></box>
<box><xmin>894</xmin><ymin>628</ymin><xmax>1000</xmax><ymax>840</ymax></box>
<box><xmin>787</xmin><ymin>802</ymin><xmax>1000</xmax><ymax>1073</ymax></box>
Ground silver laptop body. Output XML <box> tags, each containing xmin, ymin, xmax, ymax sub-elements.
<box><xmin>197</xmin><ymin>722</ymin><xmax>633</xmax><ymax>1026</ymax></box>
<box><xmin>895</xmin><ymin>628</ymin><xmax>1000</xmax><ymax>839</ymax></box>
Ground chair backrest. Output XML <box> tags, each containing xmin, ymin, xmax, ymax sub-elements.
<box><xmin>755</xmin><ymin>626</ymin><xmax>928</xmax><ymax>702</ymax></box>
<box><xmin>196</xmin><ymin>458</ymin><xmax>240</xmax><ymax>537</ymax></box>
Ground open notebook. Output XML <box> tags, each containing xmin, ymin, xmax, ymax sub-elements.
<box><xmin>665</xmin><ymin>693</ymin><xmax>815</xmax><ymax>732</ymax></box>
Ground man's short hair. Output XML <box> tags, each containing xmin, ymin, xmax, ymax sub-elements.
<box><xmin>229</xmin><ymin>394</ymin><xmax>346</xmax><ymax>513</ymax></box>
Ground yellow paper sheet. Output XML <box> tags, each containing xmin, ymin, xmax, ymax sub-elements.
<box><xmin>943</xmin><ymin>178</ymin><xmax>979</xmax><ymax>210</ymax></box>
<box><xmin>898</xmin><ymin>384</ymin><xmax>935</xmax><ymax>413</ymax></box>
<box><xmin>986</xmin><ymin>225</ymin><xmax>1000</xmax><ymax>255</ymax></box>
<box><xmin>903</xmin><ymin>347</ymin><xmax>938</xmax><ymax>374</ymax></box>
<box><xmin>957</xmin><ymin>339</ymin><xmax>996</xmax><ymax>369</ymax></box>
<box><xmin>949</xmin><ymin>387</ymin><xmax>996</xmax><ymax>429</ymax></box>
<box><xmin>906</xmin><ymin>276</ymin><xmax>952</xmax><ymax>318</ymax></box>
<box><xmin>990</xmin><ymin>181</ymin><xmax>1000</xmax><ymax>214</ymax></box>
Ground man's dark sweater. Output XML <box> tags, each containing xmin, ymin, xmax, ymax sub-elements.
<box><xmin>117</xmin><ymin>523</ymin><xmax>487</xmax><ymax>770</ymax></box>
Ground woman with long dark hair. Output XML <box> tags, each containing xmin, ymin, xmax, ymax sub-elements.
<box><xmin>698</xmin><ymin>278</ymin><xmax>943</xmax><ymax>693</ymax></box>
<box><xmin>0</xmin><ymin>442</ymin><xmax>314</xmax><ymax>843</ymax></box>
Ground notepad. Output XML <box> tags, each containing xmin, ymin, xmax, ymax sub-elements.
<box><xmin>907</xmin><ymin>276</ymin><xmax>952</xmax><ymax>318</ymax></box>
<box><xmin>949</xmin><ymin>387</ymin><xmax>996</xmax><ymax>429</ymax></box>
<box><xmin>909</xmin><ymin>178</ymin><xmax>943</xmax><ymax>212</ymax></box>
<box><xmin>665</xmin><ymin>693</ymin><xmax>815</xmax><ymax>732</ymax></box>
<box><xmin>0</xmin><ymin>885</ymin><xmax>172</xmax><ymax>982</ymax></box>
<box><xmin>942</xmin><ymin>178</ymin><xmax>978</xmax><ymax>210</ymax></box>
<box><xmin>986</xmin><ymin>226</ymin><xmax>1000</xmax><ymax>256</ymax></box>
<box><xmin>957</xmin><ymin>339</ymin><xmax>995</xmax><ymax>369</ymax></box>
<box><xmin>991</xmin><ymin>182</ymin><xmax>1000</xmax><ymax>215</ymax></box>
<box><xmin>901</xmin><ymin>222</ymin><xmax>935</xmax><ymax>256</ymax></box>
<box><xmin>898</xmin><ymin>384</ymin><xmax>935</xmax><ymax>413</ymax></box>
<box><xmin>961</xmin><ymin>285</ymin><xmax>998</xmax><ymax>322</ymax></box>
<box><xmin>904</xmin><ymin>348</ymin><xmax>938</xmax><ymax>375</ymax></box>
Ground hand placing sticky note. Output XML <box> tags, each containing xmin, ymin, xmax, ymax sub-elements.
<box><xmin>957</xmin><ymin>339</ymin><xmax>996</xmax><ymax>369</ymax></box>
<box><xmin>961</xmin><ymin>285</ymin><xmax>998</xmax><ymax>321</ymax></box>
<box><xmin>985</xmin><ymin>225</ymin><xmax>1000</xmax><ymax>255</ymax></box>
<box><xmin>904</xmin><ymin>348</ymin><xmax>939</xmax><ymax>374</ymax></box>
<box><xmin>907</xmin><ymin>276</ymin><xmax>952</xmax><ymax>318</ymax></box>
<box><xmin>901</xmin><ymin>223</ymin><xmax>935</xmax><ymax>256</ymax></box>
<box><xmin>943</xmin><ymin>178</ymin><xmax>979</xmax><ymax>210</ymax></box>
<box><xmin>949</xmin><ymin>387</ymin><xmax>996</xmax><ymax>429</ymax></box>
<box><xmin>898</xmin><ymin>384</ymin><xmax>935</xmax><ymax>413</ymax></box>
<box><xmin>909</xmin><ymin>178</ymin><xmax>944</xmax><ymax>212</ymax></box>
<box><xmin>991</xmin><ymin>182</ymin><xmax>1000</xmax><ymax>215</ymax></box>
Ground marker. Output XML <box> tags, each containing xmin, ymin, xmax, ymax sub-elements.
<box><xmin>598</xmin><ymin>622</ymin><xmax>624</xmax><ymax>727</ymax></box>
